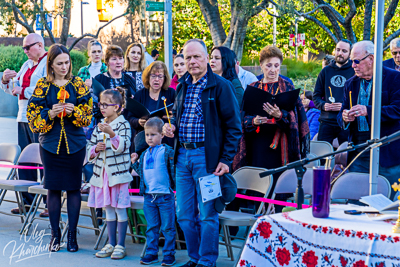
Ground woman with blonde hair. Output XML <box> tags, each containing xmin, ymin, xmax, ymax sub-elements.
<box><xmin>124</xmin><ymin>43</ymin><xmax>147</xmax><ymax>91</ymax></box>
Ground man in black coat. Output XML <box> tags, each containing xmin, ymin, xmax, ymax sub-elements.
<box><xmin>163</xmin><ymin>39</ymin><xmax>241</xmax><ymax>267</ymax></box>
<box><xmin>338</xmin><ymin>40</ymin><xmax>400</xmax><ymax>200</ymax></box>
<box><xmin>383</xmin><ymin>38</ymin><xmax>400</xmax><ymax>71</ymax></box>
<box><xmin>313</xmin><ymin>39</ymin><xmax>355</xmax><ymax>145</ymax></box>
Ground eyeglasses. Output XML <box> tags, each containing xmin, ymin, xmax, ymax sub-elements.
<box><xmin>22</xmin><ymin>42</ymin><xmax>39</xmax><ymax>51</ymax></box>
<box><xmin>392</xmin><ymin>51</ymin><xmax>400</xmax><ymax>56</ymax></box>
<box><xmin>150</xmin><ymin>74</ymin><xmax>165</xmax><ymax>79</ymax></box>
<box><xmin>352</xmin><ymin>54</ymin><xmax>370</xmax><ymax>64</ymax></box>
<box><xmin>98</xmin><ymin>102</ymin><xmax>119</xmax><ymax>109</ymax></box>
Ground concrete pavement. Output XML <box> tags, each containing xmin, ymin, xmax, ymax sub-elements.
<box><xmin>0</xmin><ymin>117</ymin><xmax>242</xmax><ymax>267</ymax></box>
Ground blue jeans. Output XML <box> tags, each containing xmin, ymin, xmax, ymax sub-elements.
<box><xmin>143</xmin><ymin>193</ymin><xmax>176</xmax><ymax>257</ymax></box>
<box><xmin>176</xmin><ymin>147</ymin><xmax>219</xmax><ymax>267</ymax></box>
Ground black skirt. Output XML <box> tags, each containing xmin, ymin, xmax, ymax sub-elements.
<box><xmin>40</xmin><ymin>141</ymin><xmax>85</xmax><ymax>191</ymax></box>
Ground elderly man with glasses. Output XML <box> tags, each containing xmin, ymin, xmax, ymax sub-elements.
<box><xmin>338</xmin><ymin>40</ymin><xmax>400</xmax><ymax>200</ymax></box>
<box><xmin>1</xmin><ymin>33</ymin><xmax>48</xmax><ymax>215</ymax></box>
<box><xmin>383</xmin><ymin>38</ymin><xmax>400</xmax><ymax>71</ymax></box>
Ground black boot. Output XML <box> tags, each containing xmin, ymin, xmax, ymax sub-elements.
<box><xmin>49</xmin><ymin>228</ymin><xmax>61</xmax><ymax>252</ymax></box>
<box><xmin>67</xmin><ymin>230</ymin><xmax>79</xmax><ymax>252</ymax></box>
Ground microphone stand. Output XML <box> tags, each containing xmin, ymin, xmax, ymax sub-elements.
<box><xmin>259</xmin><ymin>130</ymin><xmax>400</xmax><ymax>210</ymax></box>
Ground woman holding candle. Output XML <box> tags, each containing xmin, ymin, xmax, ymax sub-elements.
<box><xmin>27</xmin><ymin>44</ymin><xmax>92</xmax><ymax>252</ymax></box>
<box><xmin>131</xmin><ymin>61</ymin><xmax>175</xmax><ymax>150</ymax></box>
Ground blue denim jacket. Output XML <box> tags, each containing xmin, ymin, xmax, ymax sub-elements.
<box><xmin>132</xmin><ymin>144</ymin><xmax>175</xmax><ymax>195</ymax></box>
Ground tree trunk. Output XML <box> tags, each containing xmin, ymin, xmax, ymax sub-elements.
<box><xmin>196</xmin><ymin>0</ymin><xmax>226</xmax><ymax>46</ymax></box>
<box><xmin>363</xmin><ymin>0</ymin><xmax>373</xmax><ymax>40</ymax></box>
<box><xmin>60</xmin><ymin>0</ymin><xmax>71</xmax><ymax>46</ymax></box>
<box><xmin>222</xmin><ymin>7</ymin><xmax>249</xmax><ymax>61</ymax></box>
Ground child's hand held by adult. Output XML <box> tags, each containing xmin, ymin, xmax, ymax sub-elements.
<box><xmin>131</xmin><ymin>153</ymin><xmax>139</xmax><ymax>164</ymax></box>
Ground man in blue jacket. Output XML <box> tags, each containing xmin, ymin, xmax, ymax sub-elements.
<box><xmin>338</xmin><ymin>40</ymin><xmax>400</xmax><ymax>200</ymax></box>
<box><xmin>383</xmin><ymin>38</ymin><xmax>400</xmax><ymax>71</ymax></box>
<box><xmin>163</xmin><ymin>39</ymin><xmax>241</xmax><ymax>267</ymax></box>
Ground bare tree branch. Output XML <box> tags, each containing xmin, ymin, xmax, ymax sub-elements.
<box><xmin>33</xmin><ymin>2</ymin><xmax>56</xmax><ymax>44</ymax></box>
<box><xmin>251</xmin><ymin>0</ymin><xmax>271</xmax><ymax>17</ymax></box>
<box><xmin>383</xmin><ymin>28</ymin><xmax>400</xmax><ymax>48</ymax></box>
<box><xmin>363</xmin><ymin>0</ymin><xmax>373</xmax><ymax>40</ymax></box>
<box><xmin>9</xmin><ymin>0</ymin><xmax>34</xmax><ymax>32</ymax></box>
<box><xmin>68</xmin><ymin>12</ymin><xmax>129</xmax><ymax>51</ymax></box>
<box><xmin>384</xmin><ymin>0</ymin><xmax>400</xmax><ymax>30</ymax></box>
<box><xmin>313</xmin><ymin>0</ymin><xmax>343</xmax><ymax>40</ymax></box>
<box><xmin>342</xmin><ymin>0</ymin><xmax>357</xmax><ymax>43</ymax></box>
<box><xmin>302</xmin><ymin>13</ymin><xmax>338</xmax><ymax>43</ymax></box>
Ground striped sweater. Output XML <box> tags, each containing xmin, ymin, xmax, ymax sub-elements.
<box><xmin>87</xmin><ymin>115</ymin><xmax>132</xmax><ymax>188</ymax></box>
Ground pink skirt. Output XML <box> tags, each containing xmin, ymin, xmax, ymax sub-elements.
<box><xmin>87</xmin><ymin>170</ymin><xmax>131</xmax><ymax>209</ymax></box>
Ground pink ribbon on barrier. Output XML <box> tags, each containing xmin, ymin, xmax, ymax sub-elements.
<box><xmin>0</xmin><ymin>164</ymin><xmax>43</xmax><ymax>170</ymax></box>
<box><xmin>128</xmin><ymin>189</ymin><xmax>311</xmax><ymax>208</ymax></box>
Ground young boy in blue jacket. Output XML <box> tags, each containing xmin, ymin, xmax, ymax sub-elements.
<box><xmin>131</xmin><ymin>117</ymin><xmax>176</xmax><ymax>266</ymax></box>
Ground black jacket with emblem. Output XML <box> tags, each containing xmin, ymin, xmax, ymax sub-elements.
<box><xmin>313</xmin><ymin>60</ymin><xmax>355</xmax><ymax>125</ymax></box>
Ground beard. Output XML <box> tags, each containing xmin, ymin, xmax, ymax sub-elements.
<box><xmin>335</xmin><ymin>55</ymin><xmax>349</xmax><ymax>64</ymax></box>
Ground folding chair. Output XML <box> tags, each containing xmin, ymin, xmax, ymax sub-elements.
<box><xmin>330</xmin><ymin>172</ymin><xmax>391</xmax><ymax>201</ymax></box>
<box><xmin>273</xmin><ymin>168</ymin><xmax>314</xmax><ymax>209</ymax></box>
<box><xmin>304</xmin><ymin>153</ymin><xmax>320</xmax><ymax>168</ymax></box>
<box><xmin>0</xmin><ymin>143</ymin><xmax>40</xmax><ymax>223</ymax></box>
<box><xmin>310</xmin><ymin>140</ymin><xmax>335</xmax><ymax>169</ymax></box>
<box><xmin>219</xmin><ymin>166</ymin><xmax>273</xmax><ymax>261</ymax></box>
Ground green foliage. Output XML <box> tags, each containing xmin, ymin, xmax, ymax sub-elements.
<box><xmin>292</xmin><ymin>77</ymin><xmax>318</xmax><ymax>91</ymax></box>
<box><xmin>70</xmin><ymin>50</ymin><xmax>88</xmax><ymax>75</ymax></box>
<box><xmin>0</xmin><ymin>45</ymin><xmax>88</xmax><ymax>75</ymax></box>
<box><xmin>0</xmin><ymin>45</ymin><xmax>28</xmax><ymax>72</ymax></box>
<box><xmin>283</xmin><ymin>58</ymin><xmax>321</xmax><ymax>79</ymax></box>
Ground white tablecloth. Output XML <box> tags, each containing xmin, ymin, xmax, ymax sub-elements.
<box><xmin>238</xmin><ymin>205</ymin><xmax>400</xmax><ymax>267</ymax></box>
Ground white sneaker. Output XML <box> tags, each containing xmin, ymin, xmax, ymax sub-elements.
<box><xmin>111</xmin><ymin>245</ymin><xmax>126</xmax><ymax>260</ymax></box>
<box><xmin>96</xmin><ymin>244</ymin><xmax>114</xmax><ymax>258</ymax></box>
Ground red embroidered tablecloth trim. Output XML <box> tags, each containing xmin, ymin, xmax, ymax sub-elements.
<box><xmin>255</xmin><ymin>216</ymin><xmax>400</xmax><ymax>260</ymax></box>
<box><xmin>280</xmin><ymin>212</ymin><xmax>400</xmax><ymax>244</ymax></box>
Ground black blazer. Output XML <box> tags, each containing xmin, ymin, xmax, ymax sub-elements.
<box><xmin>337</xmin><ymin>67</ymin><xmax>400</xmax><ymax>167</ymax></box>
<box><xmin>383</xmin><ymin>58</ymin><xmax>397</xmax><ymax>70</ymax></box>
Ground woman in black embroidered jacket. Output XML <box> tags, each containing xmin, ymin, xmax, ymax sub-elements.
<box><xmin>27</xmin><ymin>44</ymin><xmax>92</xmax><ymax>253</ymax></box>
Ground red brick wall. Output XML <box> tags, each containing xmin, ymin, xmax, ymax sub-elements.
<box><xmin>0</xmin><ymin>37</ymin><xmax>91</xmax><ymax>51</ymax></box>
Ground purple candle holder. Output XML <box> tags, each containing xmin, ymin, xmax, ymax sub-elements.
<box><xmin>312</xmin><ymin>166</ymin><xmax>331</xmax><ymax>218</ymax></box>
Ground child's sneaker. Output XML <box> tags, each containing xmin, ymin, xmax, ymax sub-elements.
<box><xmin>161</xmin><ymin>255</ymin><xmax>176</xmax><ymax>266</ymax></box>
<box><xmin>111</xmin><ymin>245</ymin><xmax>126</xmax><ymax>260</ymax></box>
<box><xmin>140</xmin><ymin>254</ymin><xmax>159</xmax><ymax>265</ymax></box>
<box><xmin>96</xmin><ymin>244</ymin><xmax>114</xmax><ymax>258</ymax></box>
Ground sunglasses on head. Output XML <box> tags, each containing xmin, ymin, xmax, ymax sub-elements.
<box><xmin>22</xmin><ymin>42</ymin><xmax>39</xmax><ymax>51</ymax></box>
<box><xmin>353</xmin><ymin>54</ymin><xmax>370</xmax><ymax>64</ymax></box>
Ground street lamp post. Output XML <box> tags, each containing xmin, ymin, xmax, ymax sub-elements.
<box><xmin>81</xmin><ymin>1</ymin><xmax>89</xmax><ymax>36</ymax></box>
<box><xmin>294</xmin><ymin>16</ymin><xmax>304</xmax><ymax>60</ymax></box>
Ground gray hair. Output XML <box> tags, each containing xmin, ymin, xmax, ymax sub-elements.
<box><xmin>353</xmin><ymin>40</ymin><xmax>374</xmax><ymax>55</ymax></box>
<box><xmin>390</xmin><ymin>38</ymin><xmax>400</xmax><ymax>50</ymax></box>
<box><xmin>183</xmin><ymin>39</ymin><xmax>208</xmax><ymax>56</ymax></box>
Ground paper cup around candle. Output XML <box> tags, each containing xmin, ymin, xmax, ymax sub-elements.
<box><xmin>329</xmin><ymin>96</ymin><xmax>336</xmax><ymax>103</ymax></box>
